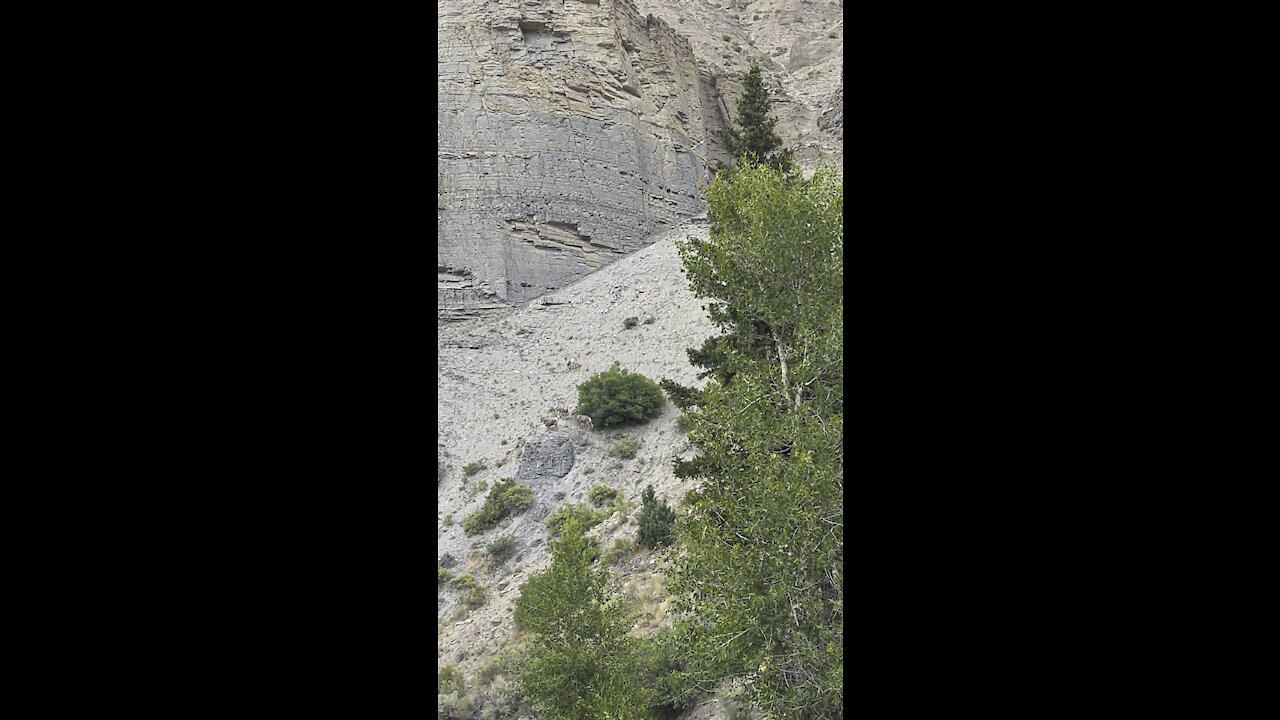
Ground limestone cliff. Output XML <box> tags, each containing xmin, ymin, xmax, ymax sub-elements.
<box><xmin>438</xmin><ymin>0</ymin><xmax>720</xmax><ymax>319</ymax></box>
<box><xmin>438</xmin><ymin>0</ymin><xmax>844</xmax><ymax>319</ymax></box>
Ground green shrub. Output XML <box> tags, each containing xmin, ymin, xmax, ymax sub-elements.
<box><xmin>442</xmin><ymin>514</ymin><xmax>454</xmax><ymax>526</ymax></box>
<box><xmin>675</xmin><ymin>413</ymin><xmax>696</xmax><ymax>433</ymax></box>
<box><xmin>611</xmin><ymin>435</ymin><xmax>641</xmax><ymax>459</ymax></box>
<box><xmin>583</xmin><ymin>466</ymin><xmax>596</xmax><ymax>475</ymax></box>
<box><xmin>478</xmin><ymin>655</ymin><xmax>511</xmax><ymax>686</ymax></box>
<box><xmin>463</xmin><ymin>478</ymin><xmax>535</xmax><ymax>535</ymax></box>
<box><xmin>463</xmin><ymin>460</ymin><xmax>486</xmax><ymax>477</ymax></box>
<box><xmin>588</xmin><ymin>484</ymin><xmax>619</xmax><ymax>506</ymax></box>
<box><xmin>638</xmin><ymin>486</ymin><xmax>676</xmax><ymax>549</ymax></box>
<box><xmin>546</xmin><ymin>503</ymin><xmax>607</xmax><ymax>538</ymax></box>
<box><xmin>438</xmin><ymin>566</ymin><xmax>454</xmax><ymax>584</ymax></box>
<box><xmin>623</xmin><ymin>316</ymin><xmax>639</xmax><ymax>329</ymax></box>
<box><xmin>576</xmin><ymin>363</ymin><xmax>666</xmax><ymax>428</ymax></box>
<box><xmin>449</xmin><ymin>573</ymin><xmax>479</xmax><ymax>590</ymax></box>
<box><xmin>659</xmin><ymin>378</ymin><xmax>701</xmax><ymax>409</ymax></box>
<box><xmin>488</xmin><ymin>534</ymin><xmax>518</xmax><ymax>564</ymax></box>
<box><xmin>602</xmin><ymin>537</ymin><xmax>632</xmax><ymax>565</ymax></box>
<box><xmin>514</xmin><ymin>522</ymin><xmax>650</xmax><ymax>717</ymax></box>
<box><xmin>640</xmin><ymin>632</ymin><xmax>700</xmax><ymax>715</ymax></box>
<box><xmin>439</xmin><ymin>664</ymin><xmax>465</xmax><ymax>695</ymax></box>
<box><xmin>449</xmin><ymin>573</ymin><xmax>488</xmax><ymax>607</ymax></box>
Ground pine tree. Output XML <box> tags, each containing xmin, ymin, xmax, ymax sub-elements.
<box><xmin>716</xmin><ymin>62</ymin><xmax>794</xmax><ymax>170</ymax></box>
<box><xmin>638</xmin><ymin>485</ymin><xmax>676</xmax><ymax>549</ymax></box>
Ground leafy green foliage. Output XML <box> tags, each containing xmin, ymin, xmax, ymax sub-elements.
<box><xmin>610</xmin><ymin>435</ymin><xmax>641</xmax><ymax>459</ymax></box>
<box><xmin>677</xmin><ymin>162</ymin><xmax>843</xmax><ymax>401</ymax></box>
<box><xmin>487</xmin><ymin>534</ymin><xmax>518</xmax><ymax>564</ymax></box>
<box><xmin>438</xmin><ymin>664</ymin><xmax>465</xmax><ymax>695</ymax></box>
<box><xmin>716</xmin><ymin>62</ymin><xmax>794</xmax><ymax>170</ymax></box>
<box><xmin>463</xmin><ymin>460</ymin><xmax>486</xmax><ymax>477</ymax></box>
<box><xmin>514</xmin><ymin>521</ymin><xmax>653</xmax><ymax>719</ymax></box>
<box><xmin>438</xmin><ymin>566</ymin><xmax>454</xmax><ymax>584</ymax></box>
<box><xmin>576</xmin><ymin>363</ymin><xmax>666</xmax><ymax>428</ymax></box>
<box><xmin>463</xmin><ymin>478</ymin><xmax>535</xmax><ymax>535</ymax></box>
<box><xmin>638</xmin><ymin>486</ymin><xmax>676</xmax><ymax>549</ymax></box>
<box><xmin>659</xmin><ymin>378</ymin><xmax>702</xmax><ymax>409</ymax></box>
<box><xmin>448</xmin><ymin>573</ymin><xmax>487</xmax><ymax>607</ymax></box>
<box><xmin>669</xmin><ymin>163</ymin><xmax>843</xmax><ymax>718</ymax></box>
<box><xmin>545</xmin><ymin>503</ymin><xmax>607</xmax><ymax>538</ymax></box>
<box><xmin>639</xmin><ymin>630</ymin><xmax>701</xmax><ymax>718</ymax></box>
<box><xmin>588</xmin><ymin>484</ymin><xmax>619</xmax><ymax>506</ymax></box>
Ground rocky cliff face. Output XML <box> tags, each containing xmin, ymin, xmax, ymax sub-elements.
<box><xmin>438</xmin><ymin>0</ymin><xmax>843</xmax><ymax>318</ymax></box>
<box><xmin>438</xmin><ymin>0</ymin><xmax>721</xmax><ymax>319</ymax></box>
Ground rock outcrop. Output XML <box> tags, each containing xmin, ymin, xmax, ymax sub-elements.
<box><xmin>438</xmin><ymin>0</ymin><xmax>845</xmax><ymax>319</ymax></box>
<box><xmin>438</xmin><ymin>0</ymin><xmax>720</xmax><ymax>318</ymax></box>
<box><xmin>515</xmin><ymin>432</ymin><xmax>576</xmax><ymax>485</ymax></box>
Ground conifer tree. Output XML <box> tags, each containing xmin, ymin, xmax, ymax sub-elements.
<box><xmin>637</xmin><ymin>485</ymin><xmax>676</xmax><ymax>549</ymax></box>
<box><xmin>716</xmin><ymin>62</ymin><xmax>794</xmax><ymax>170</ymax></box>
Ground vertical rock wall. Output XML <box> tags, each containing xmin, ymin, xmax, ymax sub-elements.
<box><xmin>438</xmin><ymin>0</ymin><xmax>720</xmax><ymax>316</ymax></box>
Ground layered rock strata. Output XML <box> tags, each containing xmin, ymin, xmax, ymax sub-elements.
<box><xmin>438</xmin><ymin>0</ymin><xmax>720</xmax><ymax>317</ymax></box>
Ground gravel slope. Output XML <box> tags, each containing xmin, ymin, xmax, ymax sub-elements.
<box><xmin>437</xmin><ymin>219</ymin><xmax>723</xmax><ymax>703</ymax></box>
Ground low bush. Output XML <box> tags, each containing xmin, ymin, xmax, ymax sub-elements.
<box><xmin>439</xmin><ymin>664</ymin><xmax>465</xmax><ymax>695</ymax></box>
<box><xmin>611</xmin><ymin>435</ymin><xmax>641</xmax><ymax>459</ymax></box>
<box><xmin>623</xmin><ymin>316</ymin><xmax>640</xmax><ymax>329</ymax></box>
<box><xmin>438</xmin><ymin>566</ymin><xmax>454</xmax><ymax>584</ymax></box>
<box><xmin>463</xmin><ymin>460</ymin><xmax>486</xmax><ymax>477</ymax></box>
<box><xmin>545</xmin><ymin>503</ymin><xmax>607</xmax><ymax>538</ymax></box>
<box><xmin>449</xmin><ymin>573</ymin><xmax>488</xmax><ymax>607</ymax></box>
<box><xmin>463</xmin><ymin>478</ymin><xmax>535</xmax><ymax>535</ymax></box>
<box><xmin>576</xmin><ymin>363</ymin><xmax>666</xmax><ymax>428</ymax></box>
<box><xmin>588</xmin><ymin>484</ymin><xmax>619</xmax><ymax>506</ymax></box>
<box><xmin>488</xmin><ymin>534</ymin><xmax>518</xmax><ymax>564</ymax></box>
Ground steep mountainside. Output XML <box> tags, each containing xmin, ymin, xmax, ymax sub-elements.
<box><xmin>438</xmin><ymin>220</ymin><xmax>774</xmax><ymax>718</ymax></box>
<box><xmin>438</xmin><ymin>0</ymin><xmax>843</xmax><ymax>319</ymax></box>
